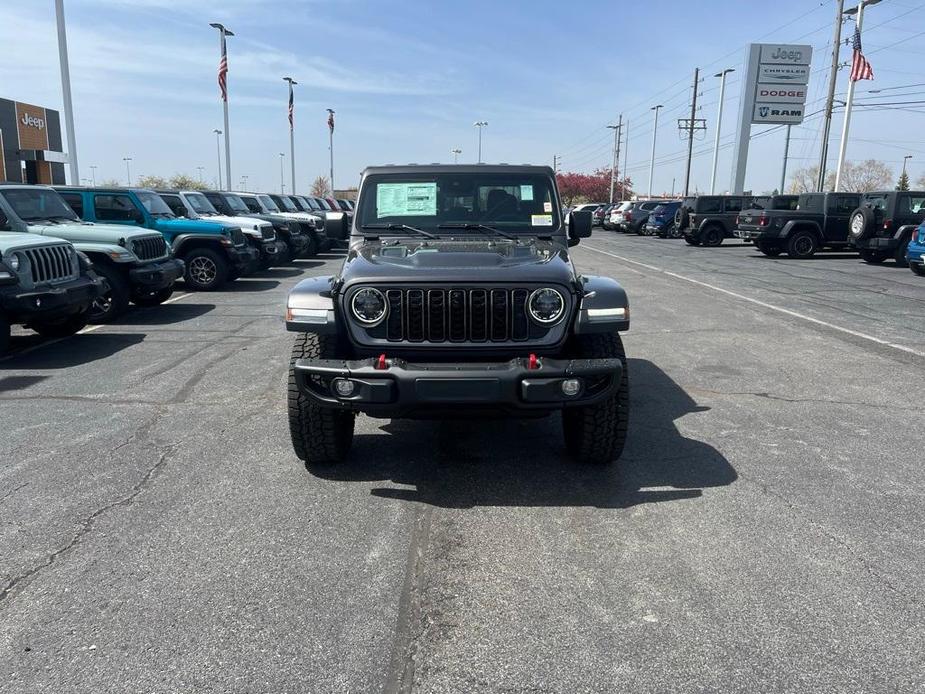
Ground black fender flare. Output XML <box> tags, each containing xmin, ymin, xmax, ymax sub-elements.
<box><xmin>171</xmin><ymin>234</ymin><xmax>227</xmax><ymax>256</ymax></box>
<box><xmin>780</xmin><ymin>219</ymin><xmax>823</xmax><ymax>240</ymax></box>
<box><xmin>574</xmin><ymin>275</ymin><xmax>630</xmax><ymax>334</ymax></box>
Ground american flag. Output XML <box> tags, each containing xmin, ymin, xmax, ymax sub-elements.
<box><xmin>327</xmin><ymin>109</ymin><xmax>335</xmax><ymax>133</ymax></box>
<box><xmin>218</xmin><ymin>33</ymin><xmax>228</xmax><ymax>101</ymax></box>
<box><xmin>288</xmin><ymin>82</ymin><xmax>294</xmax><ymax>130</ymax></box>
<box><xmin>849</xmin><ymin>25</ymin><xmax>874</xmax><ymax>82</ymax></box>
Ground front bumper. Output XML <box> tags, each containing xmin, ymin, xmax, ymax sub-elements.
<box><xmin>128</xmin><ymin>258</ymin><xmax>184</xmax><ymax>289</ymax></box>
<box><xmin>294</xmin><ymin>355</ymin><xmax>622</xmax><ymax>417</ymax></box>
<box><xmin>0</xmin><ymin>274</ymin><xmax>107</xmax><ymax>322</ymax></box>
<box><xmin>853</xmin><ymin>236</ymin><xmax>900</xmax><ymax>252</ymax></box>
<box><xmin>227</xmin><ymin>245</ymin><xmax>259</xmax><ymax>274</ymax></box>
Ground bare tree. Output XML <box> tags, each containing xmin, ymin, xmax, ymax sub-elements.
<box><xmin>136</xmin><ymin>175</ymin><xmax>168</xmax><ymax>189</ymax></box>
<box><xmin>310</xmin><ymin>176</ymin><xmax>331</xmax><ymax>197</ymax></box>
<box><xmin>169</xmin><ymin>174</ymin><xmax>211</xmax><ymax>191</ymax></box>
<box><xmin>787</xmin><ymin>165</ymin><xmax>832</xmax><ymax>194</ymax></box>
<box><xmin>838</xmin><ymin>159</ymin><xmax>893</xmax><ymax>193</ymax></box>
<box><xmin>98</xmin><ymin>178</ymin><xmax>121</xmax><ymax>187</ymax></box>
<box><xmin>916</xmin><ymin>173</ymin><xmax>925</xmax><ymax>189</ymax></box>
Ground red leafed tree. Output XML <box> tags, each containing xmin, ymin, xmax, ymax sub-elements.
<box><xmin>556</xmin><ymin>168</ymin><xmax>632</xmax><ymax>206</ymax></box>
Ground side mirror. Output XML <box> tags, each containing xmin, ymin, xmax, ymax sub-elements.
<box><xmin>0</xmin><ymin>210</ymin><xmax>9</xmax><ymax>231</ymax></box>
<box><xmin>568</xmin><ymin>209</ymin><xmax>593</xmax><ymax>242</ymax></box>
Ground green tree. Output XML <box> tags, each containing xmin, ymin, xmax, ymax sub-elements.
<box><xmin>897</xmin><ymin>171</ymin><xmax>910</xmax><ymax>191</ymax></box>
<box><xmin>136</xmin><ymin>175</ymin><xmax>168</xmax><ymax>189</ymax></box>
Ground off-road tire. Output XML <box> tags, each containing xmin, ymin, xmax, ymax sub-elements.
<box><xmin>675</xmin><ymin>207</ymin><xmax>690</xmax><ymax>230</ymax></box>
<box><xmin>755</xmin><ymin>242</ymin><xmax>783</xmax><ymax>257</ymax></box>
<box><xmin>859</xmin><ymin>249</ymin><xmax>887</xmax><ymax>264</ymax></box>
<box><xmin>183</xmin><ymin>247</ymin><xmax>229</xmax><ymax>291</ymax></box>
<box><xmin>132</xmin><ymin>286</ymin><xmax>174</xmax><ymax>307</ymax></box>
<box><xmin>288</xmin><ymin>332</ymin><xmax>355</xmax><ymax>466</ymax></box>
<box><xmin>702</xmin><ymin>225</ymin><xmax>724</xmax><ymax>247</ymax></box>
<box><xmin>894</xmin><ymin>238</ymin><xmax>910</xmax><ymax>268</ymax></box>
<box><xmin>30</xmin><ymin>312</ymin><xmax>88</xmax><ymax>338</ymax></box>
<box><xmin>786</xmin><ymin>229</ymin><xmax>818</xmax><ymax>259</ymax></box>
<box><xmin>910</xmin><ymin>262</ymin><xmax>925</xmax><ymax>277</ymax></box>
<box><xmin>562</xmin><ymin>332</ymin><xmax>629</xmax><ymax>466</ymax></box>
<box><xmin>0</xmin><ymin>315</ymin><xmax>10</xmax><ymax>354</ymax></box>
<box><xmin>300</xmin><ymin>231</ymin><xmax>319</xmax><ymax>259</ymax></box>
<box><xmin>849</xmin><ymin>207</ymin><xmax>876</xmax><ymax>243</ymax></box>
<box><xmin>87</xmin><ymin>263</ymin><xmax>131</xmax><ymax>323</ymax></box>
<box><xmin>684</xmin><ymin>235</ymin><xmax>701</xmax><ymax>246</ymax></box>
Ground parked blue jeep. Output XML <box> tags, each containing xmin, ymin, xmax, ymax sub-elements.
<box><xmin>907</xmin><ymin>222</ymin><xmax>925</xmax><ymax>277</ymax></box>
<box><xmin>55</xmin><ymin>187</ymin><xmax>258</xmax><ymax>291</ymax></box>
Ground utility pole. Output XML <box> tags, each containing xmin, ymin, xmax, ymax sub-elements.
<box><xmin>213</xmin><ymin>129</ymin><xmax>223</xmax><ymax>189</ymax></box>
<box><xmin>710</xmin><ymin>68</ymin><xmax>734</xmax><ymax>194</ymax></box>
<box><xmin>89</xmin><ymin>165</ymin><xmax>97</xmax><ymax>186</ymax></box>
<box><xmin>648</xmin><ymin>105</ymin><xmax>663</xmax><ymax>198</ymax></box>
<box><xmin>279</xmin><ymin>152</ymin><xmax>285</xmax><ymax>193</ymax></box>
<box><xmin>451</xmin><ymin>148</ymin><xmax>462</xmax><ymax>163</ymax></box>
<box><xmin>817</xmin><ymin>0</ymin><xmax>845</xmax><ymax>191</ymax></box>
<box><xmin>210</xmin><ymin>22</ymin><xmax>234</xmax><ymax>190</ymax></box>
<box><xmin>283</xmin><ymin>77</ymin><xmax>297</xmax><ymax>194</ymax></box>
<box><xmin>780</xmin><ymin>125</ymin><xmax>792</xmax><ymax>193</ymax></box>
<box><xmin>122</xmin><ymin>157</ymin><xmax>132</xmax><ymax>186</ymax></box>
<box><xmin>622</xmin><ymin>119</ymin><xmax>629</xmax><ymax>195</ymax></box>
<box><xmin>55</xmin><ymin>0</ymin><xmax>79</xmax><ymax>184</ymax></box>
<box><xmin>680</xmin><ymin>68</ymin><xmax>705</xmax><ymax>197</ymax></box>
<box><xmin>834</xmin><ymin>0</ymin><xmax>880</xmax><ymax>191</ymax></box>
<box><xmin>552</xmin><ymin>154</ymin><xmax>557</xmax><ymax>171</ymax></box>
<box><xmin>607</xmin><ymin>115</ymin><xmax>623</xmax><ymax>203</ymax></box>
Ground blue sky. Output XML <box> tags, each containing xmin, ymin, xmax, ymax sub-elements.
<box><xmin>2</xmin><ymin>0</ymin><xmax>923</xmax><ymax>195</ymax></box>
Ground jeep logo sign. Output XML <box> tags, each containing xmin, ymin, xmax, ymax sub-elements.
<box><xmin>769</xmin><ymin>47</ymin><xmax>803</xmax><ymax>62</ymax></box>
<box><xmin>20</xmin><ymin>113</ymin><xmax>45</xmax><ymax>130</ymax></box>
<box><xmin>760</xmin><ymin>43</ymin><xmax>813</xmax><ymax>66</ymax></box>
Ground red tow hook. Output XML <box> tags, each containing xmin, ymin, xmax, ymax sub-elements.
<box><xmin>528</xmin><ymin>353</ymin><xmax>540</xmax><ymax>370</ymax></box>
<box><xmin>376</xmin><ymin>353</ymin><xmax>388</xmax><ymax>370</ymax></box>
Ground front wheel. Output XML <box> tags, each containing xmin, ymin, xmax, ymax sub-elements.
<box><xmin>300</xmin><ymin>232</ymin><xmax>319</xmax><ymax>259</ymax></box>
<box><xmin>132</xmin><ymin>286</ymin><xmax>174</xmax><ymax>307</ymax></box>
<box><xmin>288</xmin><ymin>332</ymin><xmax>356</xmax><ymax>466</ymax></box>
<box><xmin>894</xmin><ymin>238</ymin><xmax>910</xmax><ymax>268</ymax></box>
<box><xmin>30</xmin><ymin>312</ymin><xmax>88</xmax><ymax>338</ymax></box>
<box><xmin>859</xmin><ymin>249</ymin><xmax>887</xmax><ymax>264</ymax></box>
<box><xmin>786</xmin><ymin>230</ymin><xmax>818</xmax><ymax>259</ymax></box>
<box><xmin>183</xmin><ymin>248</ymin><xmax>229</xmax><ymax>291</ymax></box>
<box><xmin>87</xmin><ymin>263</ymin><xmax>130</xmax><ymax>323</ymax></box>
<box><xmin>562</xmin><ymin>332</ymin><xmax>629</xmax><ymax>466</ymax></box>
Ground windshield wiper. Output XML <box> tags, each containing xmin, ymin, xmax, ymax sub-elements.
<box><xmin>362</xmin><ymin>223</ymin><xmax>437</xmax><ymax>239</ymax></box>
<box><xmin>437</xmin><ymin>223</ymin><xmax>518</xmax><ymax>240</ymax></box>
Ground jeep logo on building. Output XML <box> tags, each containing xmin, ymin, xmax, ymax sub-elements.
<box><xmin>21</xmin><ymin>113</ymin><xmax>45</xmax><ymax>130</ymax></box>
<box><xmin>770</xmin><ymin>47</ymin><xmax>804</xmax><ymax>62</ymax></box>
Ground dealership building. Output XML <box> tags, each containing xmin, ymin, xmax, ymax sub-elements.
<box><xmin>0</xmin><ymin>98</ymin><xmax>67</xmax><ymax>185</ymax></box>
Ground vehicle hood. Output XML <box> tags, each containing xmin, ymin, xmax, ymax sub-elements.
<box><xmin>276</xmin><ymin>212</ymin><xmax>321</xmax><ymax>224</ymax></box>
<box><xmin>208</xmin><ymin>214</ymin><xmax>272</xmax><ymax>233</ymax></box>
<box><xmin>155</xmin><ymin>218</ymin><xmax>234</xmax><ymax>233</ymax></box>
<box><xmin>340</xmin><ymin>238</ymin><xmax>576</xmax><ymax>286</ymax></box>
<box><xmin>0</xmin><ymin>231</ymin><xmax>73</xmax><ymax>253</ymax></box>
<box><xmin>27</xmin><ymin>220</ymin><xmax>159</xmax><ymax>243</ymax></box>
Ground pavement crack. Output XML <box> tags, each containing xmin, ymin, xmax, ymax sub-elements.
<box><xmin>688</xmin><ymin>387</ymin><xmax>920</xmax><ymax>412</ymax></box>
<box><xmin>0</xmin><ymin>482</ymin><xmax>28</xmax><ymax>504</ymax></box>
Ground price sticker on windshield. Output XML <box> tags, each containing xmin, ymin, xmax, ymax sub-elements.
<box><xmin>531</xmin><ymin>214</ymin><xmax>553</xmax><ymax>226</ymax></box>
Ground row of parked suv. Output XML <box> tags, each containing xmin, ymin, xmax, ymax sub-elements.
<box><xmin>578</xmin><ymin>190</ymin><xmax>925</xmax><ymax>273</ymax></box>
<box><xmin>0</xmin><ymin>183</ymin><xmax>354</xmax><ymax>353</ymax></box>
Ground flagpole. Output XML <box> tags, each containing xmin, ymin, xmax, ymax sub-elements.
<box><xmin>210</xmin><ymin>23</ymin><xmax>233</xmax><ymax>190</ymax></box>
<box><xmin>326</xmin><ymin>109</ymin><xmax>335</xmax><ymax>194</ymax></box>
<box><xmin>834</xmin><ymin>1</ymin><xmax>876</xmax><ymax>191</ymax></box>
<box><xmin>284</xmin><ymin>77</ymin><xmax>297</xmax><ymax>194</ymax></box>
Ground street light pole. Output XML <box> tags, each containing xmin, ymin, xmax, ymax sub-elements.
<box><xmin>710</xmin><ymin>68</ymin><xmax>734</xmax><ymax>194</ymax></box>
<box><xmin>283</xmin><ymin>77</ymin><xmax>297</xmax><ymax>194</ymax></box>
<box><xmin>451</xmin><ymin>148</ymin><xmax>462</xmax><ymax>164</ymax></box>
<box><xmin>648</xmin><ymin>105</ymin><xmax>662</xmax><ymax>198</ymax></box>
<box><xmin>210</xmin><ymin>22</ymin><xmax>234</xmax><ymax>191</ymax></box>
<box><xmin>123</xmin><ymin>157</ymin><xmax>132</xmax><ymax>186</ymax></box>
<box><xmin>213</xmin><ymin>129</ymin><xmax>223</xmax><ymax>189</ymax></box>
<box><xmin>834</xmin><ymin>0</ymin><xmax>881</xmax><ymax>191</ymax></box>
<box><xmin>607</xmin><ymin>116</ymin><xmax>622</xmax><ymax>204</ymax></box>
<box><xmin>197</xmin><ymin>166</ymin><xmax>205</xmax><ymax>184</ymax></box>
<box><xmin>902</xmin><ymin>155</ymin><xmax>912</xmax><ymax>179</ymax></box>
<box><xmin>326</xmin><ymin>108</ymin><xmax>335</xmax><ymax>193</ymax></box>
<box><xmin>54</xmin><ymin>0</ymin><xmax>79</xmax><ymax>184</ymax></box>
<box><xmin>279</xmin><ymin>153</ymin><xmax>285</xmax><ymax>194</ymax></box>
<box><xmin>474</xmin><ymin>121</ymin><xmax>488</xmax><ymax>163</ymax></box>
<box><xmin>89</xmin><ymin>165</ymin><xmax>97</xmax><ymax>186</ymax></box>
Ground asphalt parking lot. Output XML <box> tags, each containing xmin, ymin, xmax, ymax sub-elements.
<box><xmin>1</xmin><ymin>236</ymin><xmax>924</xmax><ymax>693</ymax></box>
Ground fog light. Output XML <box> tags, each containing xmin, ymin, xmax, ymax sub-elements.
<box><xmin>561</xmin><ymin>378</ymin><xmax>581</xmax><ymax>397</ymax></box>
<box><xmin>333</xmin><ymin>379</ymin><xmax>356</xmax><ymax>397</ymax></box>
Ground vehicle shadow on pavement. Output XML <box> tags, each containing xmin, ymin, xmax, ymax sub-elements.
<box><xmin>0</xmin><ymin>333</ymin><xmax>146</xmax><ymax>370</ymax></box>
<box><xmin>252</xmin><ymin>267</ymin><xmax>305</xmax><ymax>278</ymax></box>
<box><xmin>309</xmin><ymin>359</ymin><xmax>736</xmax><ymax>509</ymax></box>
<box><xmin>221</xmin><ymin>280</ymin><xmax>281</xmax><ymax>292</ymax></box>
<box><xmin>112</xmin><ymin>303</ymin><xmax>215</xmax><ymax>326</ymax></box>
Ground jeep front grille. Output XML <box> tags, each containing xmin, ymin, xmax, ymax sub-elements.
<box><xmin>231</xmin><ymin>229</ymin><xmax>246</xmax><ymax>246</ymax></box>
<box><xmin>23</xmin><ymin>244</ymin><xmax>76</xmax><ymax>284</ymax></box>
<box><xmin>383</xmin><ymin>287</ymin><xmax>535</xmax><ymax>343</ymax></box>
<box><xmin>260</xmin><ymin>226</ymin><xmax>274</xmax><ymax>240</ymax></box>
<box><xmin>132</xmin><ymin>235</ymin><xmax>168</xmax><ymax>261</ymax></box>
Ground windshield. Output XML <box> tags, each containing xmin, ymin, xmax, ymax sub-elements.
<box><xmin>0</xmin><ymin>188</ymin><xmax>79</xmax><ymax>222</ymax></box>
<box><xmin>616</xmin><ymin>202</ymin><xmax>633</xmax><ymax>212</ymax></box>
<box><xmin>357</xmin><ymin>172</ymin><xmax>561</xmax><ymax>234</ymax></box>
<box><xmin>136</xmin><ymin>190</ymin><xmax>174</xmax><ymax>216</ymax></box>
<box><xmin>223</xmin><ymin>194</ymin><xmax>250</xmax><ymax>214</ymax></box>
<box><xmin>186</xmin><ymin>193</ymin><xmax>217</xmax><ymax>215</ymax></box>
<box><xmin>274</xmin><ymin>195</ymin><xmax>298</xmax><ymax>212</ymax></box>
<box><xmin>298</xmin><ymin>196</ymin><xmax>321</xmax><ymax>211</ymax></box>
<box><xmin>258</xmin><ymin>195</ymin><xmax>281</xmax><ymax>213</ymax></box>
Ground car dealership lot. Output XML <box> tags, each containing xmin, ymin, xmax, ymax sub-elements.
<box><xmin>1</xmin><ymin>239</ymin><xmax>923</xmax><ymax>692</ymax></box>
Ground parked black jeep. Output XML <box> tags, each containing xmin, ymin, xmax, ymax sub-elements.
<box><xmin>849</xmin><ymin>190</ymin><xmax>925</xmax><ymax>267</ymax></box>
<box><xmin>733</xmin><ymin>195</ymin><xmax>799</xmax><ymax>242</ymax></box>
<box><xmin>286</xmin><ymin>165</ymin><xmax>630</xmax><ymax>467</ymax></box>
<box><xmin>736</xmin><ymin>192</ymin><xmax>860</xmax><ymax>258</ymax></box>
<box><xmin>677</xmin><ymin>195</ymin><xmax>751</xmax><ymax>246</ymax></box>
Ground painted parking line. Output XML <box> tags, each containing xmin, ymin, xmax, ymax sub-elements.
<box><xmin>581</xmin><ymin>244</ymin><xmax>925</xmax><ymax>360</ymax></box>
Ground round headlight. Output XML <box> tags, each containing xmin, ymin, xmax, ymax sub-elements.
<box><xmin>528</xmin><ymin>288</ymin><xmax>565</xmax><ymax>324</ymax></box>
<box><xmin>8</xmin><ymin>253</ymin><xmax>20</xmax><ymax>271</ymax></box>
<box><xmin>351</xmin><ymin>287</ymin><xmax>387</xmax><ymax>325</ymax></box>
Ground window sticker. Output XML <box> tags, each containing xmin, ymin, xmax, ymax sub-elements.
<box><xmin>520</xmin><ymin>185</ymin><xmax>534</xmax><ymax>201</ymax></box>
<box><xmin>531</xmin><ymin>214</ymin><xmax>553</xmax><ymax>226</ymax></box>
<box><xmin>377</xmin><ymin>182</ymin><xmax>437</xmax><ymax>217</ymax></box>
<box><xmin>543</xmin><ymin>202</ymin><xmax>553</xmax><ymax>213</ymax></box>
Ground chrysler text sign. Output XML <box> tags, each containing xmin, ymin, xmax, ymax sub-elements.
<box><xmin>758</xmin><ymin>64</ymin><xmax>810</xmax><ymax>85</ymax></box>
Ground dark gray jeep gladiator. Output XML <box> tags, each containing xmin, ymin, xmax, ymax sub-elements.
<box><xmin>285</xmin><ymin>165</ymin><xmax>631</xmax><ymax>466</ymax></box>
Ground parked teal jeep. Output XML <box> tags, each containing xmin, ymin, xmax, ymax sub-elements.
<box><xmin>55</xmin><ymin>186</ymin><xmax>258</xmax><ymax>291</ymax></box>
<box><xmin>0</xmin><ymin>184</ymin><xmax>183</xmax><ymax>322</ymax></box>
<box><xmin>0</xmin><ymin>231</ymin><xmax>107</xmax><ymax>353</ymax></box>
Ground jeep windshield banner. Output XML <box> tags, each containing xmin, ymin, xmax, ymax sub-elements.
<box><xmin>361</xmin><ymin>173</ymin><xmax>560</xmax><ymax>232</ymax></box>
